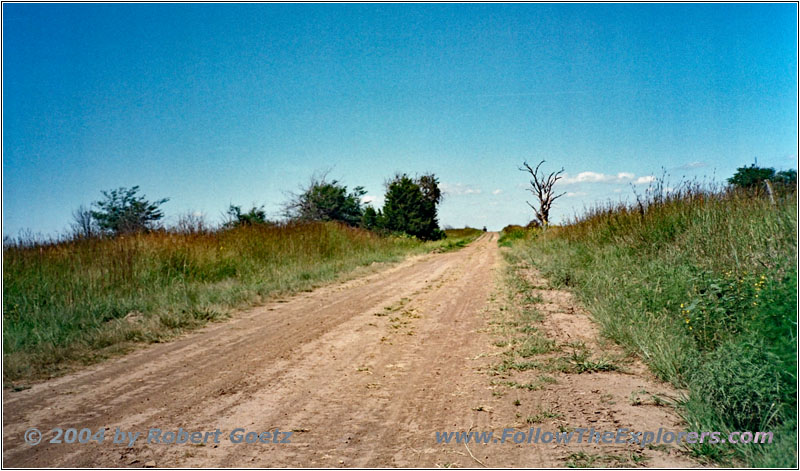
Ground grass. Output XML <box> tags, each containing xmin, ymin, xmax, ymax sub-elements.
<box><xmin>436</xmin><ymin>227</ymin><xmax>484</xmax><ymax>251</ymax></box>
<box><xmin>563</xmin><ymin>342</ymin><xmax>620</xmax><ymax>374</ymax></box>
<box><xmin>498</xmin><ymin>224</ymin><xmax>534</xmax><ymax>247</ymax></box>
<box><xmin>491</xmin><ymin>358</ymin><xmax>542</xmax><ymax>374</ymax></box>
<box><xmin>486</xmin><ymin>255</ymin><xmax>562</xmax><ymax>391</ymax></box>
<box><xmin>565</xmin><ymin>451</ymin><xmax>648</xmax><ymax>468</ymax></box>
<box><xmin>526</xmin><ymin>408</ymin><xmax>564</xmax><ymax>424</ymax></box>
<box><xmin>503</xmin><ymin>182</ymin><xmax>797</xmax><ymax>467</ymax></box>
<box><xmin>3</xmin><ymin>222</ymin><xmax>480</xmax><ymax>383</ymax></box>
<box><xmin>492</xmin><ymin>376</ymin><xmax>557</xmax><ymax>391</ymax></box>
<box><xmin>516</xmin><ymin>335</ymin><xmax>557</xmax><ymax>357</ymax></box>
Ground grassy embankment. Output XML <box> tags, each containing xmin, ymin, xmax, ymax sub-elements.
<box><xmin>3</xmin><ymin>223</ymin><xmax>482</xmax><ymax>384</ymax></box>
<box><xmin>502</xmin><ymin>186</ymin><xmax>796</xmax><ymax>467</ymax></box>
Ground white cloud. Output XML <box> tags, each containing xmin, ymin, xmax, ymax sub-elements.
<box><xmin>561</xmin><ymin>171</ymin><xmax>636</xmax><ymax>184</ymax></box>
<box><xmin>561</xmin><ymin>171</ymin><xmax>613</xmax><ymax>184</ymax></box>
<box><xmin>441</xmin><ymin>182</ymin><xmax>482</xmax><ymax>196</ymax></box>
<box><xmin>560</xmin><ymin>171</ymin><xmax>655</xmax><ymax>186</ymax></box>
<box><xmin>492</xmin><ymin>189</ymin><xmax>503</xmax><ymax>195</ymax></box>
<box><xmin>677</xmin><ymin>161</ymin><xmax>707</xmax><ymax>170</ymax></box>
<box><xmin>361</xmin><ymin>195</ymin><xmax>385</xmax><ymax>207</ymax></box>
<box><xmin>612</xmin><ymin>188</ymin><xmax>623</xmax><ymax>193</ymax></box>
<box><xmin>565</xmin><ymin>191</ymin><xmax>587</xmax><ymax>198</ymax></box>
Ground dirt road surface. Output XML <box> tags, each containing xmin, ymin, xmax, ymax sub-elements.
<box><xmin>3</xmin><ymin>234</ymin><xmax>698</xmax><ymax>467</ymax></box>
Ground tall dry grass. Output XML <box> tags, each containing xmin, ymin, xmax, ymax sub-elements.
<box><xmin>504</xmin><ymin>181</ymin><xmax>796</xmax><ymax>467</ymax></box>
<box><xmin>4</xmin><ymin>222</ymin><xmax>477</xmax><ymax>383</ymax></box>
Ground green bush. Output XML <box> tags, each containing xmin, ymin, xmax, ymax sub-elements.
<box><xmin>498</xmin><ymin>225</ymin><xmax>528</xmax><ymax>247</ymax></box>
<box><xmin>284</xmin><ymin>177</ymin><xmax>366</xmax><ymax>226</ymax></box>
<box><xmin>382</xmin><ymin>174</ymin><xmax>444</xmax><ymax>240</ymax></box>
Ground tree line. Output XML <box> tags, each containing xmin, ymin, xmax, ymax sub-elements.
<box><xmin>70</xmin><ymin>172</ymin><xmax>446</xmax><ymax>241</ymax></box>
<box><xmin>61</xmin><ymin>159</ymin><xmax>798</xmax><ymax>244</ymax></box>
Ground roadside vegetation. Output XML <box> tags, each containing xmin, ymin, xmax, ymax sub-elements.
<box><xmin>4</xmin><ymin>170</ymin><xmax>482</xmax><ymax>384</ymax></box>
<box><xmin>502</xmin><ymin>165</ymin><xmax>797</xmax><ymax>467</ymax></box>
<box><xmin>4</xmin><ymin>223</ymin><xmax>481</xmax><ymax>384</ymax></box>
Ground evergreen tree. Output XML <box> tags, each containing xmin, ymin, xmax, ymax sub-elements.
<box><xmin>382</xmin><ymin>174</ymin><xmax>444</xmax><ymax>240</ymax></box>
<box><xmin>361</xmin><ymin>206</ymin><xmax>380</xmax><ymax>230</ymax></box>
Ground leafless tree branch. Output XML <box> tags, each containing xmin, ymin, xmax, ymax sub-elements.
<box><xmin>518</xmin><ymin>160</ymin><xmax>565</xmax><ymax>227</ymax></box>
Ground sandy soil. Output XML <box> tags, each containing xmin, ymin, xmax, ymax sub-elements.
<box><xmin>3</xmin><ymin>233</ymin><xmax>699</xmax><ymax>468</ymax></box>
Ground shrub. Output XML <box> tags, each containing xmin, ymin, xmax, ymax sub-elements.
<box><xmin>91</xmin><ymin>186</ymin><xmax>169</xmax><ymax>235</ymax></box>
<box><xmin>728</xmin><ymin>163</ymin><xmax>797</xmax><ymax>193</ymax></box>
<box><xmin>284</xmin><ymin>176</ymin><xmax>365</xmax><ymax>226</ymax></box>
<box><xmin>225</xmin><ymin>205</ymin><xmax>270</xmax><ymax>227</ymax></box>
<box><xmin>382</xmin><ymin>173</ymin><xmax>444</xmax><ymax>240</ymax></box>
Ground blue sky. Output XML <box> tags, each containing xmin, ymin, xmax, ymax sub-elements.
<box><xmin>3</xmin><ymin>3</ymin><xmax>797</xmax><ymax>236</ymax></box>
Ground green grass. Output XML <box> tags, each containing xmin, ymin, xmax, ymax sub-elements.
<box><xmin>492</xmin><ymin>375</ymin><xmax>557</xmax><ymax>391</ymax></box>
<box><xmin>486</xmin><ymin>256</ymin><xmax>559</xmax><ymax>383</ymax></box>
<box><xmin>437</xmin><ymin>227</ymin><xmax>484</xmax><ymax>251</ymax></box>
<box><xmin>499</xmin><ymin>224</ymin><xmax>536</xmax><ymax>247</ymax></box>
<box><xmin>503</xmin><ymin>185</ymin><xmax>797</xmax><ymax>467</ymax></box>
<box><xmin>515</xmin><ymin>334</ymin><xmax>557</xmax><ymax>357</ymax></box>
<box><xmin>565</xmin><ymin>451</ymin><xmax>647</xmax><ymax>468</ymax></box>
<box><xmin>557</xmin><ymin>342</ymin><xmax>620</xmax><ymax>374</ymax></box>
<box><xmin>3</xmin><ymin>222</ymin><xmax>479</xmax><ymax>383</ymax></box>
<box><xmin>526</xmin><ymin>408</ymin><xmax>564</xmax><ymax>424</ymax></box>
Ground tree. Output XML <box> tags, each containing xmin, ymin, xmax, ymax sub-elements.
<box><xmin>519</xmin><ymin>160</ymin><xmax>565</xmax><ymax>227</ymax></box>
<box><xmin>361</xmin><ymin>206</ymin><xmax>380</xmax><ymax>230</ymax></box>
<box><xmin>71</xmin><ymin>204</ymin><xmax>97</xmax><ymax>239</ymax></box>
<box><xmin>225</xmin><ymin>205</ymin><xmax>269</xmax><ymax>227</ymax></box>
<box><xmin>91</xmin><ymin>186</ymin><xmax>169</xmax><ymax>235</ymax></box>
<box><xmin>728</xmin><ymin>164</ymin><xmax>776</xmax><ymax>189</ymax></box>
<box><xmin>728</xmin><ymin>164</ymin><xmax>797</xmax><ymax>200</ymax></box>
<box><xmin>175</xmin><ymin>211</ymin><xmax>209</xmax><ymax>234</ymax></box>
<box><xmin>772</xmin><ymin>169</ymin><xmax>797</xmax><ymax>188</ymax></box>
<box><xmin>417</xmin><ymin>173</ymin><xmax>443</xmax><ymax>205</ymax></box>
<box><xmin>284</xmin><ymin>176</ymin><xmax>366</xmax><ymax>226</ymax></box>
<box><xmin>382</xmin><ymin>174</ymin><xmax>444</xmax><ymax>240</ymax></box>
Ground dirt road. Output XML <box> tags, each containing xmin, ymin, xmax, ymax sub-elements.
<box><xmin>3</xmin><ymin>234</ymin><xmax>697</xmax><ymax>467</ymax></box>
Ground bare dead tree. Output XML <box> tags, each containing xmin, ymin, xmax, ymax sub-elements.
<box><xmin>70</xmin><ymin>204</ymin><xmax>97</xmax><ymax>239</ymax></box>
<box><xmin>519</xmin><ymin>160</ymin><xmax>566</xmax><ymax>227</ymax></box>
<box><xmin>175</xmin><ymin>211</ymin><xmax>210</xmax><ymax>234</ymax></box>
